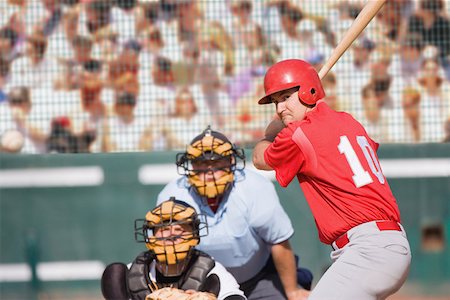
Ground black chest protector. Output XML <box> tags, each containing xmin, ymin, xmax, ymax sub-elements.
<box><xmin>128</xmin><ymin>250</ymin><xmax>216</xmax><ymax>300</ymax></box>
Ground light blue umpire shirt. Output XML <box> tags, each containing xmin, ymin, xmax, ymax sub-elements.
<box><xmin>156</xmin><ymin>168</ymin><xmax>294</xmax><ymax>283</ymax></box>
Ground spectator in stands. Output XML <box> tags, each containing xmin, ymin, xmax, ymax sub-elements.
<box><xmin>79</xmin><ymin>0</ymin><xmax>113</xmax><ymax>38</ymax></box>
<box><xmin>38</xmin><ymin>0</ymin><xmax>64</xmax><ymax>37</ymax></box>
<box><xmin>54</xmin><ymin>35</ymin><xmax>95</xmax><ymax>90</ymax></box>
<box><xmin>1</xmin><ymin>0</ymin><xmax>450</xmax><ymax>153</ymax></box>
<box><xmin>0</xmin><ymin>86</ymin><xmax>50</xmax><ymax>153</ymax></box>
<box><xmin>69</xmin><ymin>71</ymin><xmax>107</xmax><ymax>152</ymax></box>
<box><xmin>110</xmin><ymin>0</ymin><xmax>139</xmax><ymax>44</ymax></box>
<box><xmin>335</xmin><ymin>37</ymin><xmax>375</xmax><ymax>115</ymax></box>
<box><xmin>197</xmin><ymin>21</ymin><xmax>234</xmax><ymax>81</ymax></box>
<box><xmin>137</xmin><ymin>56</ymin><xmax>176</xmax><ymax>151</ymax></box>
<box><xmin>46</xmin><ymin>6</ymin><xmax>79</xmax><ymax>60</ymax></box>
<box><xmin>191</xmin><ymin>76</ymin><xmax>234</xmax><ymax>131</ymax></box>
<box><xmin>0</xmin><ymin>27</ymin><xmax>19</xmax><ymax>93</ymax></box>
<box><xmin>111</xmin><ymin>72</ymin><xmax>140</xmax><ymax>102</ymax></box>
<box><xmin>272</xmin><ymin>2</ymin><xmax>304</xmax><ymax>60</ymax></box>
<box><xmin>175</xmin><ymin>0</ymin><xmax>201</xmax><ymax>44</ymax></box>
<box><xmin>73</xmin><ymin>34</ymin><xmax>94</xmax><ymax>65</ymax></box>
<box><xmin>360</xmin><ymin>83</ymin><xmax>391</xmax><ymax>143</ymax></box>
<box><xmin>417</xmin><ymin>58</ymin><xmax>450</xmax><ymax>142</ymax></box>
<box><xmin>140</xmin><ymin>25</ymin><xmax>164</xmax><ymax>55</ymax></box>
<box><xmin>392</xmin><ymin>33</ymin><xmax>425</xmax><ymax>86</ymax></box>
<box><xmin>138</xmin><ymin>25</ymin><xmax>166</xmax><ymax>95</ymax></box>
<box><xmin>159</xmin><ymin>0</ymin><xmax>202</xmax><ymax>62</ymax></box>
<box><xmin>375</xmin><ymin>0</ymin><xmax>414</xmax><ymax>42</ymax></box>
<box><xmin>107</xmin><ymin>40</ymin><xmax>141</xmax><ymax>95</ymax></box>
<box><xmin>350</xmin><ymin>37</ymin><xmax>375</xmax><ymax>75</ymax></box>
<box><xmin>103</xmin><ymin>91</ymin><xmax>149</xmax><ymax>152</ymax></box>
<box><xmin>162</xmin><ymin>87</ymin><xmax>208</xmax><ymax>149</ymax></box>
<box><xmin>408</xmin><ymin>0</ymin><xmax>450</xmax><ymax>71</ymax></box>
<box><xmin>231</xmin><ymin>1</ymin><xmax>266</xmax><ymax>76</ymax></box>
<box><xmin>230</xmin><ymin>0</ymin><xmax>260</xmax><ymax>59</ymax></box>
<box><xmin>327</xmin><ymin>2</ymin><xmax>357</xmax><ymax>48</ymax></box>
<box><xmin>142</xmin><ymin>55</ymin><xmax>176</xmax><ymax>115</ymax></box>
<box><xmin>296</xmin><ymin>18</ymin><xmax>331</xmax><ymax>63</ymax></box>
<box><xmin>46</xmin><ymin>115</ymin><xmax>96</xmax><ymax>153</ymax></box>
<box><xmin>400</xmin><ymin>87</ymin><xmax>422</xmax><ymax>143</ymax></box>
<box><xmin>46</xmin><ymin>116</ymin><xmax>73</xmax><ymax>153</ymax></box>
<box><xmin>3</xmin><ymin>0</ymin><xmax>33</xmax><ymax>40</ymax></box>
<box><xmin>0</xmin><ymin>27</ymin><xmax>19</xmax><ymax>63</ymax></box>
<box><xmin>135</xmin><ymin>0</ymin><xmax>160</xmax><ymax>35</ymax></box>
<box><xmin>9</xmin><ymin>29</ymin><xmax>59</xmax><ymax>89</ymax></box>
<box><xmin>367</xmin><ymin>49</ymin><xmax>397</xmax><ymax>110</ymax></box>
<box><xmin>91</xmin><ymin>25</ymin><xmax>120</xmax><ymax>66</ymax></box>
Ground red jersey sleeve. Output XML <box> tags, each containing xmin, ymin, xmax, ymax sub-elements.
<box><xmin>368</xmin><ymin>136</ymin><xmax>380</xmax><ymax>151</ymax></box>
<box><xmin>264</xmin><ymin>124</ymin><xmax>305</xmax><ymax>187</ymax></box>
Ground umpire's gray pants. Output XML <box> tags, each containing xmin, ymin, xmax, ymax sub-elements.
<box><xmin>243</xmin><ymin>271</ymin><xmax>286</xmax><ymax>300</ymax></box>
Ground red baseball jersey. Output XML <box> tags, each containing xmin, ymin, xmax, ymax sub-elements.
<box><xmin>264</xmin><ymin>101</ymin><xmax>400</xmax><ymax>244</ymax></box>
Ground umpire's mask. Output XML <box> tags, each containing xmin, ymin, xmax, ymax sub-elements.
<box><xmin>176</xmin><ymin>126</ymin><xmax>245</xmax><ymax>201</ymax></box>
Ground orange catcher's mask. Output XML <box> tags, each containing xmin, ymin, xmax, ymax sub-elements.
<box><xmin>134</xmin><ymin>198</ymin><xmax>207</xmax><ymax>277</ymax></box>
<box><xmin>258</xmin><ymin>59</ymin><xmax>325</xmax><ymax>106</ymax></box>
<box><xmin>176</xmin><ymin>126</ymin><xmax>245</xmax><ymax>200</ymax></box>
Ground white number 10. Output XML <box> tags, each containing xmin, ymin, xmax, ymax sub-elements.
<box><xmin>338</xmin><ymin>136</ymin><xmax>385</xmax><ymax>188</ymax></box>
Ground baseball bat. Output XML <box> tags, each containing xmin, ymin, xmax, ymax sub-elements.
<box><xmin>318</xmin><ymin>0</ymin><xmax>387</xmax><ymax>79</ymax></box>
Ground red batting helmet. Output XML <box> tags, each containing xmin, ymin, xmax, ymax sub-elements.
<box><xmin>258</xmin><ymin>59</ymin><xmax>325</xmax><ymax>106</ymax></box>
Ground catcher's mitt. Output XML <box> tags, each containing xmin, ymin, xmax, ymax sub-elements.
<box><xmin>146</xmin><ymin>287</ymin><xmax>217</xmax><ymax>300</ymax></box>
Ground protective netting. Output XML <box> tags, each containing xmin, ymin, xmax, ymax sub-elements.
<box><xmin>0</xmin><ymin>0</ymin><xmax>449</xmax><ymax>154</ymax></box>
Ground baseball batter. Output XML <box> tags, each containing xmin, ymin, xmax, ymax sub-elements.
<box><xmin>253</xmin><ymin>59</ymin><xmax>411</xmax><ymax>300</ymax></box>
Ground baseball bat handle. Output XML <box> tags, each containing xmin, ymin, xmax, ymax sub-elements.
<box><xmin>318</xmin><ymin>0</ymin><xmax>387</xmax><ymax>79</ymax></box>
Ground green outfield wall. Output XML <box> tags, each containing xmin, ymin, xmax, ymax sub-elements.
<box><xmin>1</xmin><ymin>144</ymin><xmax>449</xmax><ymax>298</ymax></box>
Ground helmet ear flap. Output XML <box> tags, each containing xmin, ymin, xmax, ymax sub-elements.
<box><xmin>298</xmin><ymin>86</ymin><xmax>318</xmax><ymax>107</ymax></box>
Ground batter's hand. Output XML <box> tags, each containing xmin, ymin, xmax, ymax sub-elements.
<box><xmin>264</xmin><ymin>119</ymin><xmax>285</xmax><ymax>142</ymax></box>
<box><xmin>286</xmin><ymin>288</ymin><xmax>310</xmax><ymax>300</ymax></box>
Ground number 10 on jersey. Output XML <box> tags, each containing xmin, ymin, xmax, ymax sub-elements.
<box><xmin>338</xmin><ymin>135</ymin><xmax>385</xmax><ymax>188</ymax></box>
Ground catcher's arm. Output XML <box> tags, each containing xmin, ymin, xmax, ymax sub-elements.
<box><xmin>101</xmin><ymin>263</ymin><xmax>130</xmax><ymax>300</ymax></box>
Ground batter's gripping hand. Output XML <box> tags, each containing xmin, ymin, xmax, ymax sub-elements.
<box><xmin>264</xmin><ymin>119</ymin><xmax>285</xmax><ymax>142</ymax></box>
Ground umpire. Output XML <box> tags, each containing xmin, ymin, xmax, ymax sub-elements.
<box><xmin>157</xmin><ymin>126</ymin><xmax>312</xmax><ymax>300</ymax></box>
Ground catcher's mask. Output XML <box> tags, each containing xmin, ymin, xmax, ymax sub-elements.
<box><xmin>134</xmin><ymin>198</ymin><xmax>207</xmax><ymax>277</ymax></box>
<box><xmin>176</xmin><ymin>126</ymin><xmax>245</xmax><ymax>201</ymax></box>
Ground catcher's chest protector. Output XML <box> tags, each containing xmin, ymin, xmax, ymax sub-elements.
<box><xmin>128</xmin><ymin>250</ymin><xmax>216</xmax><ymax>300</ymax></box>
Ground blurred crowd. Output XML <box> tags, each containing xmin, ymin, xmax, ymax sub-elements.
<box><xmin>0</xmin><ymin>0</ymin><xmax>449</xmax><ymax>154</ymax></box>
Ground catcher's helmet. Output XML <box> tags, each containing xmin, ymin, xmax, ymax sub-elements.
<box><xmin>176</xmin><ymin>126</ymin><xmax>245</xmax><ymax>200</ymax></box>
<box><xmin>134</xmin><ymin>198</ymin><xmax>207</xmax><ymax>277</ymax></box>
<box><xmin>258</xmin><ymin>59</ymin><xmax>325</xmax><ymax>106</ymax></box>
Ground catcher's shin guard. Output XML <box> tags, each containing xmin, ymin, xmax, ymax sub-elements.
<box><xmin>101</xmin><ymin>263</ymin><xmax>130</xmax><ymax>299</ymax></box>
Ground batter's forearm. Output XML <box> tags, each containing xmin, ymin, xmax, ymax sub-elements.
<box><xmin>252</xmin><ymin>140</ymin><xmax>272</xmax><ymax>170</ymax></box>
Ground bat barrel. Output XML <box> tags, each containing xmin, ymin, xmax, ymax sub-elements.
<box><xmin>318</xmin><ymin>0</ymin><xmax>387</xmax><ymax>79</ymax></box>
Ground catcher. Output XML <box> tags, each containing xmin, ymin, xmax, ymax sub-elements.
<box><xmin>101</xmin><ymin>198</ymin><xmax>246</xmax><ymax>300</ymax></box>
